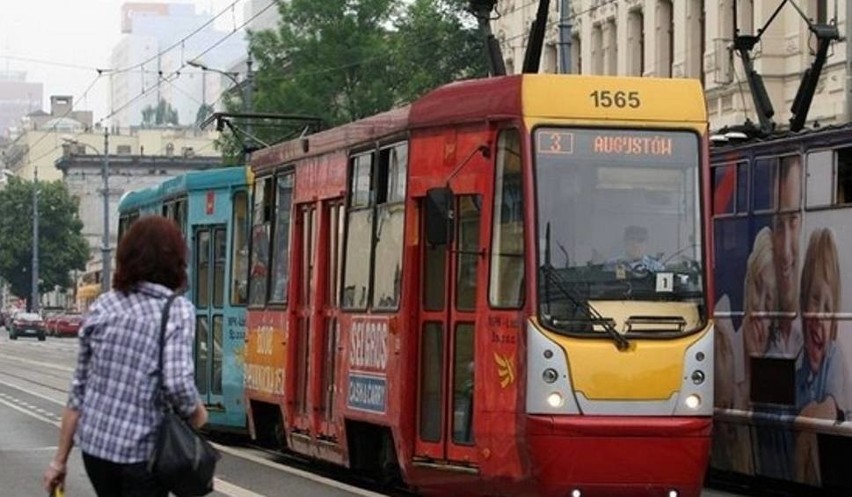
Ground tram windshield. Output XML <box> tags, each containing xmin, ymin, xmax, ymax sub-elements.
<box><xmin>534</xmin><ymin>127</ymin><xmax>704</xmax><ymax>335</ymax></box>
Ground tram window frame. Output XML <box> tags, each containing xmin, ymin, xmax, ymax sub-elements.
<box><xmin>806</xmin><ymin>149</ymin><xmax>833</xmax><ymax>208</ymax></box>
<box><xmin>118</xmin><ymin>211</ymin><xmax>140</xmax><ymax>241</ymax></box>
<box><xmin>341</xmin><ymin>140</ymin><xmax>409</xmax><ymax>312</ymax></box>
<box><xmin>162</xmin><ymin>197</ymin><xmax>188</xmax><ymax>232</ymax></box>
<box><xmin>711</xmin><ymin>161</ymin><xmax>749</xmax><ymax>217</ymax></box>
<box><xmin>372</xmin><ymin>142</ymin><xmax>408</xmax><ymax>311</ymax></box>
<box><xmin>248</xmin><ymin>176</ymin><xmax>275</xmax><ymax>307</ymax></box>
<box><xmin>834</xmin><ymin>147</ymin><xmax>852</xmax><ymax>206</ymax></box>
<box><xmin>230</xmin><ymin>190</ymin><xmax>249</xmax><ymax>306</ymax></box>
<box><xmin>342</xmin><ymin>152</ymin><xmax>375</xmax><ymax>311</ymax></box>
<box><xmin>751</xmin><ymin>157</ymin><xmax>777</xmax><ymax>213</ymax></box>
<box><xmin>269</xmin><ymin>171</ymin><xmax>295</xmax><ymax>304</ymax></box>
<box><xmin>488</xmin><ymin>128</ymin><xmax>526</xmax><ymax>309</ymax></box>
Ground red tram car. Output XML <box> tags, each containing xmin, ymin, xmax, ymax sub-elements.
<box><xmin>243</xmin><ymin>74</ymin><xmax>714</xmax><ymax>497</ymax></box>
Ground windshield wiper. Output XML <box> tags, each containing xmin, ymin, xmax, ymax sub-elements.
<box><xmin>541</xmin><ymin>224</ymin><xmax>629</xmax><ymax>351</ymax></box>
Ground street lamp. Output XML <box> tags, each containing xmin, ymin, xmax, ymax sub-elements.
<box><xmin>188</xmin><ymin>55</ymin><xmax>254</xmax><ymax>160</ymax></box>
<box><xmin>62</xmin><ymin>130</ymin><xmax>111</xmax><ymax>293</ymax></box>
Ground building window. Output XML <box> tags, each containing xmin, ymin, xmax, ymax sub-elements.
<box><xmin>687</xmin><ymin>0</ymin><xmax>705</xmax><ymax>81</ymax></box>
<box><xmin>571</xmin><ymin>34</ymin><xmax>582</xmax><ymax>74</ymax></box>
<box><xmin>657</xmin><ymin>0</ymin><xmax>673</xmax><ymax>77</ymax></box>
<box><xmin>627</xmin><ymin>9</ymin><xmax>644</xmax><ymax>76</ymax></box>
<box><xmin>591</xmin><ymin>24</ymin><xmax>603</xmax><ymax>75</ymax></box>
<box><xmin>603</xmin><ymin>20</ymin><xmax>617</xmax><ymax>75</ymax></box>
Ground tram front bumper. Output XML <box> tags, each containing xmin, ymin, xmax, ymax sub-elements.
<box><xmin>525</xmin><ymin>415</ymin><xmax>712</xmax><ymax>497</ymax></box>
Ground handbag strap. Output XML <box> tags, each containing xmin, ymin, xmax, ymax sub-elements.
<box><xmin>156</xmin><ymin>293</ymin><xmax>179</xmax><ymax>410</ymax></box>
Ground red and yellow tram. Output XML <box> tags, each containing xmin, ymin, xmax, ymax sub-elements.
<box><xmin>243</xmin><ymin>74</ymin><xmax>714</xmax><ymax>497</ymax></box>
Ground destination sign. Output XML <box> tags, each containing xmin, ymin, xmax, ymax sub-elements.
<box><xmin>535</xmin><ymin>128</ymin><xmax>698</xmax><ymax>167</ymax></box>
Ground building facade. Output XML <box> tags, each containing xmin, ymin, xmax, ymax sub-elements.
<box><xmin>0</xmin><ymin>71</ymin><xmax>43</xmax><ymax>139</ymax></box>
<box><xmin>493</xmin><ymin>0</ymin><xmax>849</xmax><ymax>131</ymax></box>
<box><xmin>55</xmin><ymin>153</ymin><xmax>225</xmax><ymax>261</ymax></box>
<box><xmin>109</xmin><ymin>2</ymin><xmax>247</xmax><ymax>129</ymax></box>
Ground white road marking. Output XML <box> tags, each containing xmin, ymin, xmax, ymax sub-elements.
<box><xmin>0</xmin><ymin>351</ymin><xmax>75</xmax><ymax>373</ymax></box>
<box><xmin>0</xmin><ymin>378</ymin><xmax>67</xmax><ymax>405</ymax></box>
<box><xmin>0</xmin><ymin>391</ymin><xmax>379</xmax><ymax>496</ymax></box>
<box><xmin>213</xmin><ymin>478</ymin><xmax>267</xmax><ymax>497</ymax></box>
<box><xmin>0</xmin><ymin>396</ymin><xmax>60</xmax><ymax>427</ymax></box>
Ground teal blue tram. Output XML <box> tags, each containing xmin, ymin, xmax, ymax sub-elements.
<box><xmin>118</xmin><ymin>166</ymin><xmax>253</xmax><ymax>431</ymax></box>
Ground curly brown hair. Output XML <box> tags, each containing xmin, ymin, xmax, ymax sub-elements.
<box><xmin>113</xmin><ymin>215</ymin><xmax>187</xmax><ymax>293</ymax></box>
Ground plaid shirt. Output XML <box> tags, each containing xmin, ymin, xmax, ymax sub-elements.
<box><xmin>68</xmin><ymin>282</ymin><xmax>199</xmax><ymax>463</ymax></box>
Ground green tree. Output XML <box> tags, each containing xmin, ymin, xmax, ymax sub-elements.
<box><xmin>0</xmin><ymin>177</ymin><xmax>89</xmax><ymax>302</ymax></box>
<box><xmin>195</xmin><ymin>103</ymin><xmax>215</xmax><ymax>128</ymax></box>
<box><xmin>217</xmin><ymin>0</ymin><xmax>486</xmax><ymax>161</ymax></box>
<box><xmin>142</xmin><ymin>98</ymin><xmax>180</xmax><ymax>127</ymax></box>
<box><xmin>390</xmin><ymin>0</ymin><xmax>489</xmax><ymax>99</ymax></box>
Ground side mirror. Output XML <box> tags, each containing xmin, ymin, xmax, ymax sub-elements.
<box><xmin>425</xmin><ymin>187</ymin><xmax>454</xmax><ymax>246</ymax></box>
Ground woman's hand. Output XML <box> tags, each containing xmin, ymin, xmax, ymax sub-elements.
<box><xmin>42</xmin><ymin>460</ymin><xmax>67</xmax><ymax>495</ymax></box>
<box><xmin>189</xmin><ymin>401</ymin><xmax>209</xmax><ymax>429</ymax></box>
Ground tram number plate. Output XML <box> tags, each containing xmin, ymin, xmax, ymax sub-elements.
<box><xmin>656</xmin><ymin>272</ymin><xmax>674</xmax><ymax>292</ymax></box>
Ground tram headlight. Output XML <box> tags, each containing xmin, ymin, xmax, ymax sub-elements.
<box><xmin>547</xmin><ymin>392</ymin><xmax>564</xmax><ymax>407</ymax></box>
<box><xmin>685</xmin><ymin>394</ymin><xmax>701</xmax><ymax>410</ymax></box>
<box><xmin>571</xmin><ymin>490</ymin><xmax>582</xmax><ymax>497</ymax></box>
<box><xmin>691</xmin><ymin>370</ymin><xmax>705</xmax><ymax>385</ymax></box>
<box><xmin>542</xmin><ymin>368</ymin><xmax>559</xmax><ymax>384</ymax></box>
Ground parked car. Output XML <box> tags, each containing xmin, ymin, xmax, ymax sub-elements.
<box><xmin>53</xmin><ymin>313</ymin><xmax>83</xmax><ymax>337</ymax></box>
<box><xmin>9</xmin><ymin>312</ymin><xmax>46</xmax><ymax>341</ymax></box>
<box><xmin>44</xmin><ymin>313</ymin><xmax>62</xmax><ymax>336</ymax></box>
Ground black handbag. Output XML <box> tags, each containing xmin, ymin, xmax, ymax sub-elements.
<box><xmin>148</xmin><ymin>294</ymin><xmax>219</xmax><ymax>497</ymax></box>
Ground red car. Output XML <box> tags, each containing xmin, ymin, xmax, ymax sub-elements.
<box><xmin>44</xmin><ymin>314</ymin><xmax>62</xmax><ymax>336</ymax></box>
<box><xmin>53</xmin><ymin>314</ymin><xmax>84</xmax><ymax>337</ymax></box>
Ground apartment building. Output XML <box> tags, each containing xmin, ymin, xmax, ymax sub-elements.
<box><xmin>493</xmin><ymin>0</ymin><xmax>849</xmax><ymax>130</ymax></box>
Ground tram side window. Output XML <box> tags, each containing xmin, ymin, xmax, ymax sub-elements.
<box><xmin>806</xmin><ymin>150</ymin><xmax>832</xmax><ymax>208</ymax></box>
<box><xmin>161</xmin><ymin>198</ymin><xmax>187</xmax><ymax>233</ymax></box>
<box><xmin>489</xmin><ymin>129</ymin><xmax>525</xmax><ymax>308</ymax></box>
<box><xmin>118</xmin><ymin>212</ymin><xmax>139</xmax><ymax>241</ymax></box>
<box><xmin>249</xmin><ymin>177</ymin><xmax>274</xmax><ymax>305</ymax></box>
<box><xmin>835</xmin><ymin>147</ymin><xmax>852</xmax><ymax>205</ymax></box>
<box><xmin>343</xmin><ymin>153</ymin><xmax>374</xmax><ymax>309</ymax></box>
<box><xmin>752</xmin><ymin>158</ymin><xmax>777</xmax><ymax>212</ymax></box>
<box><xmin>711</xmin><ymin>161</ymin><xmax>749</xmax><ymax>216</ymax></box>
<box><xmin>372</xmin><ymin>143</ymin><xmax>408</xmax><ymax>310</ymax></box>
<box><xmin>269</xmin><ymin>173</ymin><xmax>294</xmax><ymax>303</ymax></box>
<box><xmin>230</xmin><ymin>191</ymin><xmax>249</xmax><ymax>305</ymax></box>
<box><xmin>712</xmin><ymin>164</ymin><xmax>735</xmax><ymax>215</ymax></box>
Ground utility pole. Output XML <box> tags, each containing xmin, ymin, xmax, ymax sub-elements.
<box><xmin>244</xmin><ymin>52</ymin><xmax>254</xmax><ymax>163</ymax></box>
<box><xmin>101</xmin><ymin>128</ymin><xmax>111</xmax><ymax>293</ymax></box>
<box><xmin>558</xmin><ymin>0</ymin><xmax>572</xmax><ymax>73</ymax></box>
<box><xmin>31</xmin><ymin>167</ymin><xmax>39</xmax><ymax>313</ymax></box>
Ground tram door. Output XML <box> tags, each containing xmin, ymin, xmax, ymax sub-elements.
<box><xmin>292</xmin><ymin>203</ymin><xmax>316</xmax><ymax>434</ymax></box>
<box><xmin>194</xmin><ymin>225</ymin><xmax>227</xmax><ymax>409</ymax></box>
<box><xmin>415</xmin><ymin>194</ymin><xmax>482</xmax><ymax>465</ymax></box>
<box><xmin>292</xmin><ymin>199</ymin><xmax>343</xmax><ymax>441</ymax></box>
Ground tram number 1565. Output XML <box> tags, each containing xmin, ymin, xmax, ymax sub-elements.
<box><xmin>589</xmin><ymin>90</ymin><xmax>641</xmax><ymax>109</ymax></box>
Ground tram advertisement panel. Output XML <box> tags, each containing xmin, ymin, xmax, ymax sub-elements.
<box><xmin>712</xmin><ymin>155</ymin><xmax>852</xmax><ymax>487</ymax></box>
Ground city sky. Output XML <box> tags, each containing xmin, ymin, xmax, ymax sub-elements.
<box><xmin>0</xmin><ymin>0</ymin><xmax>246</xmax><ymax>123</ymax></box>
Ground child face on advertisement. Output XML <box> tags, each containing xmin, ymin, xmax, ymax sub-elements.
<box><xmin>803</xmin><ymin>277</ymin><xmax>834</xmax><ymax>374</ymax></box>
<box><xmin>746</xmin><ymin>262</ymin><xmax>776</xmax><ymax>356</ymax></box>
